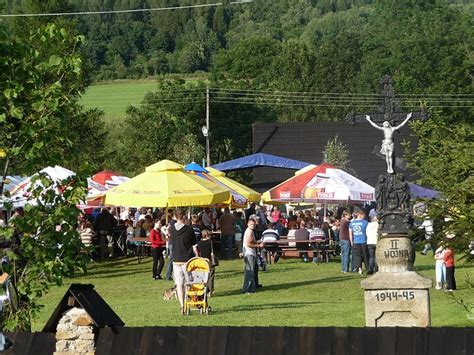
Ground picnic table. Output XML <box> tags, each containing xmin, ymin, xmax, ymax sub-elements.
<box><xmin>263</xmin><ymin>236</ymin><xmax>334</xmax><ymax>264</ymax></box>
<box><xmin>129</xmin><ymin>237</ymin><xmax>151</xmax><ymax>263</ymax></box>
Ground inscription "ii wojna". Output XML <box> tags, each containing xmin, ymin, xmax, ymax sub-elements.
<box><xmin>384</xmin><ymin>239</ymin><xmax>409</xmax><ymax>258</ymax></box>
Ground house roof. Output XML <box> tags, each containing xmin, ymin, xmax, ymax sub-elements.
<box><xmin>43</xmin><ymin>284</ymin><xmax>124</xmax><ymax>333</ymax></box>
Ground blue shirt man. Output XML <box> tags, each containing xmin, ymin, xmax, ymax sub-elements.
<box><xmin>348</xmin><ymin>211</ymin><xmax>370</xmax><ymax>274</ymax></box>
<box><xmin>349</xmin><ymin>218</ymin><xmax>369</xmax><ymax>244</ymax></box>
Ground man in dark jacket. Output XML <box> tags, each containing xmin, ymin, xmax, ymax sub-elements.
<box><xmin>93</xmin><ymin>207</ymin><xmax>117</xmax><ymax>259</ymax></box>
<box><xmin>169</xmin><ymin>209</ymin><xmax>198</xmax><ymax>314</ymax></box>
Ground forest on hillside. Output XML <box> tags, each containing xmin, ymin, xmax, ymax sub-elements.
<box><xmin>1</xmin><ymin>0</ymin><xmax>473</xmax><ymax>177</ymax></box>
<box><xmin>2</xmin><ymin>0</ymin><xmax>473</xmax><ymax>83</ymax></box>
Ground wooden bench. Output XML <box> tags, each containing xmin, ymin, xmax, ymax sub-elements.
<box><xmin>264</xmin><ymin>237</ymin><xmax>335</xmax><ymax>264</ymax></box>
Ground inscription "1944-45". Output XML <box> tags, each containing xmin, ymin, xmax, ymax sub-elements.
<box><xmin>374</xmin><ymin>291</ymin><xmax>415</xmax><ymax>302</ymax></box>
<box><xmin>384</xmin><ymin>239</ymin><xmax>409</xmax><ymax>258</ymax></box>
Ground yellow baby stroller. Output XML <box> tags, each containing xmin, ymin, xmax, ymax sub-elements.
<box><xmin>184</xmin><ymin>257</ymin><xmax>211</xmax><ymax>315</ymax></box>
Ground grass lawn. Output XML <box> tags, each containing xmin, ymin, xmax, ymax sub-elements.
<box><xmin>80</xmin><ymin>76</ymin><xmax>207</xmax><ymax>122</ymax></box>
<box><xmin>80</xmin><ymin>80</ymin><xmax>159</xmax><ymax>121</ymax></box>
<box><xmin>32</xmin><ymin>254</ymin><xmax>473</xmax><ymax>330</ymax></box>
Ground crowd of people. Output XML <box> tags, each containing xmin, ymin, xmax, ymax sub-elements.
<box><xmin>0</xmin><ymin>199</ymin><xmax>458</xmax><ymax>316</ymax></box>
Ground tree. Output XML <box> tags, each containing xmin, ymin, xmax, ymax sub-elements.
<box><xmin>268</xmin><ymin>40</ymin><xmax>319</xmax><ymax>122</ymax></box>
<box><xmin>404</xmin><ymin>117</ymin><xmax>473</xmax><ymax>259</ymax></box>
<box><xmin>0</xmin><ymin>24</ymin><xmax>107</xmax><ymax>190</ymax></box>
<box><xmin>211</xmin><ymin>37</ymin><xmax>281</xmax><ymax>85</ymax></box>
<box><xmin>1</xmin><ymin>173</ymin><xmax>87</xmax><ymax>331</ymax></box>
<box><xmin>0</xmin><ymin>24</ymin><xmax>91</xmax><ymax>330</ymax></box>
<box><xmin>358</xmin><ymin>0</ymin><xmax>473</xmax><ymax>106</ymax></box>
<box><xmin>0</xmin><ymin>24</ymin><xmax>81</xmax><ymax>191</ymax></box>
<box><xmin>323</xmin><ymin>135</ymin><xmax>352</xmax><ymax>172</ymax></box>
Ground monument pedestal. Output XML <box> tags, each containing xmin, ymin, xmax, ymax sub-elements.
<box><xmin>361</xmin><ymin>236</ymin><xmax>432</xmax><ymax>327</ymax></box>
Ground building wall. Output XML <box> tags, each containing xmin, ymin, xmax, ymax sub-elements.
<box><xmin>252</xmin><ymin>122</ymin><xmax>416</xmax><ymax>190</ymax></box>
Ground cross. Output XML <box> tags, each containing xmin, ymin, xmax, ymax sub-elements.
<box><xmin>345</xmin><ymin>75</ymin><xmax>429</xmax><ymax>126</ymax></box>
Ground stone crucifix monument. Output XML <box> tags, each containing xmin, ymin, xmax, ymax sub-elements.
<box><xmin>348</xmin><ymin>75</ymin><xmax>432</xmax><ymax>327</ymax></box>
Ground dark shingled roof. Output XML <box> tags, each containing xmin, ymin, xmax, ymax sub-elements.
<box><xmin>42</xmin><ymin>283</ymin><xmax>124</xmax><ymax>333</ymax></box>
<box><xmin>252</xmin><ymin>122</ymin><xmax>417</xmax><ymax>190</ymax></box>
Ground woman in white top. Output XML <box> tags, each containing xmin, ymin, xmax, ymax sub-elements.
<box><xmin>434</xmin><ymin>243</ymin><xmax>446</xmax><ymax>290</ymax></box>
<box><xmin>366</xmin><ymin>216</ymin><xmax>379</xmax><ymax>275</ymax></box>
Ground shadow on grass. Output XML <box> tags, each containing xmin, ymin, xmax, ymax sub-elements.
<box><xmin>216</xmin><ymin>265</ymin><xmax>302</xmax><ymax>280</ymax></box>
<box><xmin>220</xmin><ymin>301</ymin><xmax>322</xmax><ymax>314</ymax></box>
<box><xmin>414</xmin><ymin>263</ymin><xmax>472</xmax><ymax>272</ymax></box>
<box><xmin>217</xmin><ymin>275</ymin><xmax>356</xmax><ymax>297</ymax></box>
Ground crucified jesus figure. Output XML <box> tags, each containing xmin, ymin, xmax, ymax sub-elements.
<box><xmin>365</xmin><ymin>113</ymin><xmax>412</xmax><ymax>174</ymax></box>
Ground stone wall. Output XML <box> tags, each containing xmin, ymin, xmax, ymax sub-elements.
<box><xmin>54</xmin><ymin>307</ymin><xmax>96</xmax><ymax>355</ymax></box>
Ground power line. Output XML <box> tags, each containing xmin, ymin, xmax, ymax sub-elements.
<box><xmin>0</xmin><ymin>0</ymin><xmax>253</xmax><ymax>18</ymax></box>
<box><xmin>209</xmin><ymin>87</ymin><xmax>474</xmax><ymax>98</ymax></box>
<box><xmin>79</xmin><ymin>86</ymin><xmax>474</xmax><ymax>109</ymax></box>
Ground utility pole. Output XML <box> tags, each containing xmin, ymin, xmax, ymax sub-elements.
<box><xmin>205</xmin><ymin>87</ymin><xmax>210</xmax><ymax>167</ymax></box>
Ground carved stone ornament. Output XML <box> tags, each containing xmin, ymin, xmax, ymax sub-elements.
<box><xmin>376</xmin><ymin>173</ymin><xmax>413</xmax><ymax>235</ymax></box>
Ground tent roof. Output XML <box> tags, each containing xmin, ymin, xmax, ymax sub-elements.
<box><xmin>407</xmin><ymin>182</ymin><xmax>439</xmax><ymax>199</ymax></box>
<box><xmin>211</xmin><ymin>153</ymin><xmax>311</xmax><ymax>172</ymax></box>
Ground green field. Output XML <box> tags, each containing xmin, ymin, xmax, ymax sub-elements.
<box><xmin>32</xmin><ymin>254</ymin><xmax>473</xmax><ymax>330</ymax></box>
<box><xmin>81</xmin><ymin>76</ymin><xmax>207</xmax><ymax>121</ymax></box>
<box><xmin>81</xmin><ymin>80</ymin><xmax>159</xmax><ymax>120</ymax></box>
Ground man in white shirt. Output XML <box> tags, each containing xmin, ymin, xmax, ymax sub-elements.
<box><xmin>242</xmin><ymin>218</ymin><xmax>264</xmax><ymax>294</ymax></box>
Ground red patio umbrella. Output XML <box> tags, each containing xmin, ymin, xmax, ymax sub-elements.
<box><xmin>92</xmin><ymin>170</ymin><xmax>121</xmax><ymax>186</ymax></box>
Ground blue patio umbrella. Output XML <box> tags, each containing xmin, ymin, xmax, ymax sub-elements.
<box><xmin>184</xmin><ymin>162</ymin><xmax>209</xmax><ymax>173</ymax></box>
<box><xmin>408</xmin><ymin>182</ymin><xmax>440</xmax><ymax>199</ymax></box>
<box><xmin>184</xmin><ymin>162</ymin><xmax>247</xmax><ymax>207</ymax></box>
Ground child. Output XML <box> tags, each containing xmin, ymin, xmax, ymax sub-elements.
<box><xmin>434</xmin><ymin>242</ymin><xmax>446</xmax><ymax>290</ymax></box>
<box><xmin>443</xmin><ymin>244</ymin><xmax>456</xmax><ymax>291</ymax></box>
<box><xmin>198</xmin><ymin>229</ymin><xmax>216</xmax><ymax>296</ymax></box>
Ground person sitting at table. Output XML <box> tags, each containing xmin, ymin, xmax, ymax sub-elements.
<box><xmin>287</xmin><ymin>211</ymin><xmax>298</xmax><ymax>230</ymax></box>
<box><xmin>125</xmin><ymin>219</ymin><xmax>135</xmax><ymax>256</ymax></box>
<box><xmin>309</xmin><ymin>226</ymin><xmax>325</xmax><ymax>263</ymax></box>
<box><xmin>142</xmin><ymin>214</ymin><xmax>154</xmax><ymax>236</ymax></box>
<box><xmin>134</xmin><ymin>219</ymin><xmax>146</xmax><ymax>238</ymax></box>
<box><xmin>294</xmin><ymin>220</ymin><xmax>310</xmax><ymax>262</ymax></box>
<box><xmin>261</xmin><ymin>222</ymin><xmax>282</xmax><ymax>264</ymax></box>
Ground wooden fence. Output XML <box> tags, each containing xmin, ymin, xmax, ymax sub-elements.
<box><xmin>3</xmin><ymin>326</ymin><xmax>474</xmax><ymax>355</ymax></box>
<box><xmin>95</xmin><ymin>326</ymin><xmax>473</xmax><ymax>355</ymax></box>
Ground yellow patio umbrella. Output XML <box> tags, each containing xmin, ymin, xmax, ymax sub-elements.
<box><xmin>206</xmin><ymin>167</ymin><xmax>261</xmax><ymax>203</ymax></box>
<box><xmin>104</xmin><ymin>160</ymin><xmax>230</xmax><ymax>207</ymax></box>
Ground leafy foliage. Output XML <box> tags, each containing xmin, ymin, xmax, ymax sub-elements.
<box><xmin>323</xmin><ymin>135</ymin><xmax>351</xmax><ymax>171</ymax></box>
<box><xmin>0</xmin><ymin>24</ymin><xmax>108</xmax><ymax>180</ymax></box>
<box><xmin>404</xmin><ymin>117</ymin><xmax>474</xmax><ymax>259</ymax></box>
<box><xmin>0</xmin><ymin>24</ymin><xmax>96</xmax><ymax>330</ymax></box>
<box><xmin>1</xmin><ymin>174</ymin><xmax>87</xmax><ymax>331</ymax></box>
